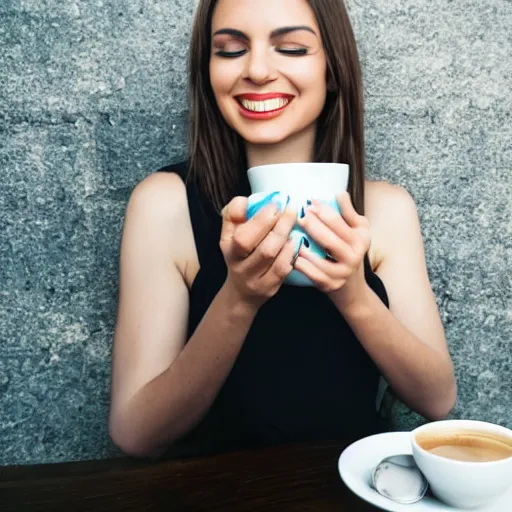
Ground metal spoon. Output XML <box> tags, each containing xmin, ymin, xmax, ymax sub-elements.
<box><xmin>372</xmin><ymin>454</ymin><xmax>429</xmax><ymax>504</ymax></box>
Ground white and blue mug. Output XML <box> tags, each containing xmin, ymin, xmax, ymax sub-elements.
<box><xmin>246</xmin><ymin>163</ymin><xmax>349</xmax><ymax>286</ymax></box>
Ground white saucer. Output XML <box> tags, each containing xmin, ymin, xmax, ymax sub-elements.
<box><xmin>338</xmin><ymin>432</ymin><xmax>512</xmax><ymax>512</ymax></box>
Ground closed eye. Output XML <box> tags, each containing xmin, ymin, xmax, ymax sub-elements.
<box><xmin>214</xmin><ymin>47</ymin><xmax>309</xmax><ymax>58</ymax></box>
<box><xmin>277</xmin><ymin>47</ymin><xmax>308</xmax><ymax>56</ymax></box>
<box><xmin>215</xmin><ymin>49</ymin><xmax>248</xmax><ymax>58</ymax></box>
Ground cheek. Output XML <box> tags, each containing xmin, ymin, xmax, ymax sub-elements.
<box><xmin>209</xmin><ymin>62</ymin><xmax>238</xmax><ymax>127</ymax></box>
<box><xmin>209</xmin><ymin>62</ymin><xmax>224</xmax><ymax>97</ymax></box>
<box><xmin>284</xmin><ymin>59</ymin><xmax>327</xmax><ymax>96</ymax></box>
<box><xmin>209</xmin><ymin>60</ymin><xmax>240</xmax><ymax>96</ymax></box>
<box><xmin>296</xmin><ymin>72</ymin><xmax>327</xmax><ymax>112</ymax></box>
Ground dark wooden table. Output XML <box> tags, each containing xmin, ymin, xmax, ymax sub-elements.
<box><xmin>0</xmin><ymin>441</ymin><xmax>379</xmax><ymax>511</ymax></box>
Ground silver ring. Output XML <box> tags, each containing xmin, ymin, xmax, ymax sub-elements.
<box><xmin>291</xmin><ymin>238</ymin><xmax>305</xmax><ymax>267</ymax></box>
<box><xmin>325</xmin><ymin>251</ymin><xmax>337</xmax><ymax>262</ymax></box>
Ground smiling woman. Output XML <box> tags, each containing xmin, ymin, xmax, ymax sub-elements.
<box><xmin>108</xmin><ymin>0</ymin><xmax>457</xmax><ymax>459</ymax></box>
<box><xmin>209</xmin><ymin>16</ymin><xmax>326</xmax><ymax>144</ymax></box>
<box><xmin>188</xmin><ymin>0</ymin><xmax>365</xmax><ymax>212</ymax></box>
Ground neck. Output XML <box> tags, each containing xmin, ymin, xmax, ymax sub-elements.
<box><xmin>245</xmin><ymin>124</ymin><xmax>317</xmax><ymax>168</ymax></box>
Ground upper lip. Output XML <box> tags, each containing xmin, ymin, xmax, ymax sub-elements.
<box><xmin>236</xmin><ymin>93</ymin><xmax>294</xmax><ymax>101</ymax></box>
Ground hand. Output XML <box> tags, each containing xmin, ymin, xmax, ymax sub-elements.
<box><xmin>294</xmin><ymin>191</ymin><xmax>371</xmax><ymax>307</ymax></box>
<box><xmin>219</xmin><ymin>196</ymin><xmax>297</xmax><ymax>310</ymax></box>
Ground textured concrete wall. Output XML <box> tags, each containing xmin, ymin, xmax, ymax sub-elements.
<box><xmin>1</xmin><ymin>0</ymin><xmax>510</xmax><ymax>465</ymax></box>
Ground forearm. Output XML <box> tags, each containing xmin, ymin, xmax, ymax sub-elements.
<box><xmin>337</xmin><ymin>286</ymin><xmax>456</xmax><ymax>420</ymax></box>
<box><xmin>115</xmin><ymin>282</ymin><xmax>257</xmax><ymax>457</ymax></box>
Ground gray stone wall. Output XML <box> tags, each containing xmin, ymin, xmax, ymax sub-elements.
<box><xmin>0</xmin><ymin>0</ymin><xmax>510</xmax><ymax>465</ymax></box>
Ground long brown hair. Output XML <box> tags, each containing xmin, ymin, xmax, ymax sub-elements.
<box><xmin>188</xmin><ymin>0</ymin><xmax>365</xmax><ymax>214</ymax></box>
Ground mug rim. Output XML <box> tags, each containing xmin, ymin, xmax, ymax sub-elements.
<box><xmin>247</xmin><ymin>162</ymin><xmax>349</xmax><ymax>174</ymax></box>
<box><xmin>411</xmin><ymin>419</ymin><xmax>512</xmax><ymax>468</ymax></box>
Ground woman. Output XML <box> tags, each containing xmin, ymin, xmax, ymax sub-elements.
<box><xmin>109</xmin><ymin>0</ymin><xmax>457</xmax><ymax>458</ymax></box>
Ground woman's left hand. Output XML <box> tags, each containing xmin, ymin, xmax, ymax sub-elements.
<box><xmin>294</xmin><ymin>191</ymin><xmax>371</xmax><ymax>309</ymax></box>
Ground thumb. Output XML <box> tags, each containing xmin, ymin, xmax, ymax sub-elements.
<box><xmin>336</xmin><ymin>191</ymin><xmax>360</xmax><ymax>227</ymax></box>
<box><xmin>220</xmin><ymin>196</ymin><xmax>248</xmax><ymax>242</ymax></box>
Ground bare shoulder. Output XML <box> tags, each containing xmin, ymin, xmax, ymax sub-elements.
<box><xmin>365</xmin><ymin>180</ymin><xmax>417</xmax><ymax>217</ymax></box>
<box><xmin>111</xmin><ymin>172</ymin><xmax>196</xmax><ymax>420</ymax></box>
<box><xmin>124</xmin><ymin>171</ymin><xmax>197</xmax><ymax>285</ymax></box>
<box><xmin>364</xmin><ymin>180</ymin><xmax>421</xmax><ymax>270</ymax></box>
<box><xmin>127</xmin><ymin>171</ymin><xmax>187</xmax><ymax>221</ymax></box>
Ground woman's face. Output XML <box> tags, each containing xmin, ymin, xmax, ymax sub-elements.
<box><xmin>209</xmin><ymin>0</ymin><xmax>328</xmax><ymax>147</ymax></box>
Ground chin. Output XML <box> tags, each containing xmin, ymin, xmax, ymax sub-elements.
<box><xmin>236</xmin><ymin>125</ymin><xmax>296</xmax><ymax>146</ymax></box>
<box><xmin>243</xmin><ymin>134</ymin><xmax>290</xmax><ymax>146</ymax></box>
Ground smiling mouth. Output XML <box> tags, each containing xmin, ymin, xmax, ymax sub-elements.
<box><xmin>238</xmin><ymin>97</ymin><xmax>291</xmax><ymax>113</ymax></box>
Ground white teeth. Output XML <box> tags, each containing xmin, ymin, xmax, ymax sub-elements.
<box><xmin>240</xmin><ymin>98</ymin><xmax>290</xmax><ymax>112</ymax></box>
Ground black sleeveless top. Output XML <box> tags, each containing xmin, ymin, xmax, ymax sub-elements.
<box><xmin>160</xmin><ymin>161</ymin><xmax>390</xmax><ymax>457</ymax></box>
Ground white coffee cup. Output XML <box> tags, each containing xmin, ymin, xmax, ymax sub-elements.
<box><xmin>411</xmin><ymin>420</ymin><xmax>512</xmax><ymax>509</ymax></box>
<box><xmin>247</xmin><ymin>162</ymin><xmax>349</xmax><ymax>286</ymax></box>
<box><xmin>247</xmin><ymin>162</ymin><xmax>349</xmax><ymax>197</ymax></box>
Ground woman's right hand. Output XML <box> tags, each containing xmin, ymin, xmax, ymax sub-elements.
<box><xmin>220</xmin><ymin>196</ymin><xmax>297</xmax><ymax>310</ymax></box>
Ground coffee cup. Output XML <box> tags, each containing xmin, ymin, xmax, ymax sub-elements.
<box><xmin>246</xmin><ymin>163</ymin><xmax>349</xmax><ymax>286</ymax></box>
<box><xmin>411</xmin><ymin>419</ymin><xmax>512</xmax><ymax>509</ymax></box>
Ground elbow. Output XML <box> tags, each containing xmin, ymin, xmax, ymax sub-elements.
<box><xmin>424</xmin><ymin>378</ymin><xmax>458</xmax><ymax>421</ymax></box>
<box><xmin>109</xmin><ymin>412</ymin><xmax>166</xmax><ymax>460</ymax></box>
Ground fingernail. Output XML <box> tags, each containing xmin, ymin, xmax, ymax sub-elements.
<box><xmin>267</xmin><ymin>202</ymin><xmax>279</xmax><ymax>216</ymax></box>
<box><xmin>300</xmin><ymin>206</ymin><xmax>306</xmax><ymax>219</ymax></box>
<box><xmin>271</xmin><ymin>193</ymin><xmax>289</xmax><ymax>214</ymax></box>
<box><xmin>302</xmin><ymin>237</ymin><xmax>310</xmax><ymax>249</ymax></box>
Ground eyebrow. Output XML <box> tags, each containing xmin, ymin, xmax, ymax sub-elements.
<box><xmin>212</xmin><ymin>26</ymin><xmax>317</xmax><ymax>40</ymax></box>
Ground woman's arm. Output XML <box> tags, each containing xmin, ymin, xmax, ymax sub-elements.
<box><xmin>109</xmin><ymin>172</ymin><xmax>297</xmax><ymax>458</ymax></box>
<box><xmin>294</xmin><ymin>183</ymin><xmax>456</xmax><ymax>420</ymax></box>
<box><xmin>109</xmin><ymin>173</ymin><xmax>255</xmax><ymax>457</ymax></box>
<box><xmin>340</xmin><ymin>184</ymin><xmax>456</xmax><ymax>420</ymax></box>
<box><xmin>111</xmin><ymin>281</ymin><xmax>256</xmax><ymax>458</ymax></box>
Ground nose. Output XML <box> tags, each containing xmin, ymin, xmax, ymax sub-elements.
<box><xmin>243</xmin><ymin>45</ymin><xmax>276</xmax><ymax>85</ymax></box>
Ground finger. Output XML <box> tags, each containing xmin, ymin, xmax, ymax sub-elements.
<box><xmin>272</xmin><ymin>206</ymin><xmax>297</xmax><ymax>239</ymax></box>
<box><xmin>231</xmin><ymin>203</ymin><xmax>280</xmax><ymax>258</ymax></box>
<box><xmin>299</xmin><ymin>210</ymin><xmax>354</xmax><ymax>262</ymax></box>
<box><xmin>335</xmin><ymin>191</ymin><xmax>366</xmax><ymax>228</ymax></box>
<box><xmin>307</xmin><ymin>200</ymin><xmax>356</xmax><ymax>245</ymax></box>
<box><xmin>293</xmin><ymin>256</ymin><xmax>334</xmax><ymax>290</ymax></box>
<box><xmin>245</xmin><ymin>207</ymin><xmax>297</xmax><ymax>273</ymax></box>
<box><xmin>261</xmin><ymin>237</ymin><xmax>296</xmax><ymax>283</ymax></box>
<box><xmin>311</xmin><ymin>199</ymin><xmax>371</xmax><ymax>256</ymax></box>
<box><xmin>298</xmin><ymin>246</ymin><xmax>349</xmax><ymax>278</ymax></box>
<box><xmin>220</xmin><ymin>196</ymin><xmax>249</xmax><ymax>242</ymax></box>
